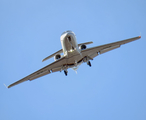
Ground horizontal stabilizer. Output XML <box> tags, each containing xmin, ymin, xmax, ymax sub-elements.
<box><xmin>78</xmin><ymin>41</ymin><xmax>93</xmax><ymax>46</ymax></box>
<box><xmin>42</xmin><ymin>49</ymin><xmax>63</xmax><ymax>62</ymax></box>
<box><xmin>42</xmin><ymin>41</ymin><xmax>93</xmax><ymax>62</ymax></box>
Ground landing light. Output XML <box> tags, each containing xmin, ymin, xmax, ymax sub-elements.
<box><xmin>70</xmin><ymin>49</ymin><xmax>73</xmax><ymax>52</ymax></box>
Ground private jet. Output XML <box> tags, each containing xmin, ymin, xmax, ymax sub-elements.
<box><xmin>7</xmin><ymin>30</ymin><xmax>141</xmax><ymax>88</ymax></box>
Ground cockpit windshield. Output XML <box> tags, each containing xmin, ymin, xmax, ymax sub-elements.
<box><xmin>61</xmin><ymin>30</ymin><xmax>75</xmax><ymax>36</ymax></box>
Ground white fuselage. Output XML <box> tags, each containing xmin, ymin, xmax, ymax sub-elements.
<box><xmin>60</xmin><ymin>31</ymin><xmax>83</xmax><ymax>70</ymax></box>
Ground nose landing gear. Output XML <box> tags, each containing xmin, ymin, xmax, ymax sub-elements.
<box><xmin>87</xmin><ymin>61</ymin><xmax>91</xmax><ymax>67</ymax></box>
<box><xmin>64</xmin><ymin>70</ymin><xmax>68</xmax><ymax>76</ymax></box>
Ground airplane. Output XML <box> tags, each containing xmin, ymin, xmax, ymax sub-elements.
<box><xmin>7</xmin><ymin>30</ymin><xmax>141</xmax><ymax>88</ymax></box>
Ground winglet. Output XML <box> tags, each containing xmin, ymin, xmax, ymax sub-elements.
<box><xmin>4</xmin><ymin>83</ymin><xmax>8</xmax><ymax>89</ymax></box>
<box><xmin>139</xmin><ymin>32</ymin><xmax>141</xmax><ymax>38</ymax></box>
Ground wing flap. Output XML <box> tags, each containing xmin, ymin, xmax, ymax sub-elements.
<box><xmin>29</xmin><ymin>70</ymin><xmax>51</xmax><ymax>81</ymax></box>
<box><xmin>100</xmin><ymin>45</ymin><xmax>120</xmax><ymax>54</ymax></box>
<box><xmin>28</xmin><ymin>57</ymin><xmax>66</xmax><ymax>79</ymax></box>
<box><xmin>89</xmin><ymin>52</ymin><xmax>99</xmax><ymax>59</ymax></box>
<box><xmin>51</xmin><ymin>66</ymin><xmax>62</xmax><ymax>72</ymax></box>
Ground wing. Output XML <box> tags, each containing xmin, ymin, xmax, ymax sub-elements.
<box><xmin>7</xmin><ymin>56</ymin><xmax>67</xmax><ymax>88</ymax></box>
<box><xmin>81</xmin><ymin>36</ymin><xmax>141</xmax><ymax>59</ymax></box>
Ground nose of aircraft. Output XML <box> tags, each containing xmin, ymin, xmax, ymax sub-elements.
<box><xmin>60</xmin><ymin>32</ymin><xmax>74</xmax><ymax>41</ymax></box>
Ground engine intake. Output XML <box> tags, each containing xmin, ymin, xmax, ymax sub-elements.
<box><xmin>79</xmin><ymin>44</ymin><xmax>87</xmax><ymax>50</ymax></box>
<box><xmin>54</xmin><ymin>54</ymin><xmax>61</xmax><ymax>61</ymax></box>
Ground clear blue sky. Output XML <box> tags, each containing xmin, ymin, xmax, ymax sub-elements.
<box><xmin>0</xmin><ymin>0</ymin><xmax>146</xmax><ymax>120</ymax></box>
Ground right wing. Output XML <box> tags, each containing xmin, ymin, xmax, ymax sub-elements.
<box><xmin>81</xmin><ymin>36</ymin><xmax>141</xmax><ymax>59</ymax></box>
<box><xmin>8</xmin><ymin>56</ymin><xmax>67</xmax><ymax>88</ymax></box>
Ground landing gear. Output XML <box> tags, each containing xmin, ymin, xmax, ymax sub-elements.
<box><xmin>87</xmin><ymin>61</ymin><xmax>91</xmax><ymax>67</ymax></box>
<box><xmin>64</xmin><ymin>70</ymin><xmax>68</xmax><ymax>76</ymax></box>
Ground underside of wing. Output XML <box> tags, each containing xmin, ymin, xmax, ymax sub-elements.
<box><xmin>8</xmin><ymin>57</ymin><xmax>67</xmax><ymax>88</ymax></box>
<box><xmin>81</xmin><ymin>36</ymin><xmax>141</xmax><ymax>59</ymax></box>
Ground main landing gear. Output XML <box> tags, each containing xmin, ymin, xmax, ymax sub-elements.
<box><xmin>64</xmin><ymin>70</ymin><xmax>68</xmax><ymax>76</ymax></box>
<box><xmin>87</xmin><ymin>61</ymin><xmax>91</xmax><ymax>67</ymax></box>
<box><xmin>83</xmin><ymin>56</ymin><xmax>92</xmax><ymax>67</ymax></box>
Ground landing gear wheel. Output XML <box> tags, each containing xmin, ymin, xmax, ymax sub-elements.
<box><xmin>87</xmin><ymin>61</ymin><xmax>91</xmax><ymax>67</ymax></box>
<box><xmin>64</xmin><ymin>70</ymin><xmax>68</xmax><ymax>76</ymax></box>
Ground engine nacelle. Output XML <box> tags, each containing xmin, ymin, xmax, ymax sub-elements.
<box><xmin>54</xmin><ymin>54</ymin><xmax>61</xmax><ymax>61</ymax></box>
<box><xmin>79</xmin><ymin>44</ymin><xmax>87</xmax><ymax>50</ymax></box>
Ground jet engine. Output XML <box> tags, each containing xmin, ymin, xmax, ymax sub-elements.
<box><xmin>54</xmin><ymin>54</ymin><xmax>61</xmax><ymax>61</ymax></box>
<box><xmin>79</xmin><ymin>44</ymin><xmax>87</xmax><ymax>50</ymax></box>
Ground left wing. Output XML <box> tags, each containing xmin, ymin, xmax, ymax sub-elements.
<box><xmin>81</xmin><ymin>36</ymin><xmax>141</xmax><ymax>59</ymax></box>
<box><xmin>7</xmin><ymin>56</ymin><xmax>67</xmax><ymax>88</ymax></box>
